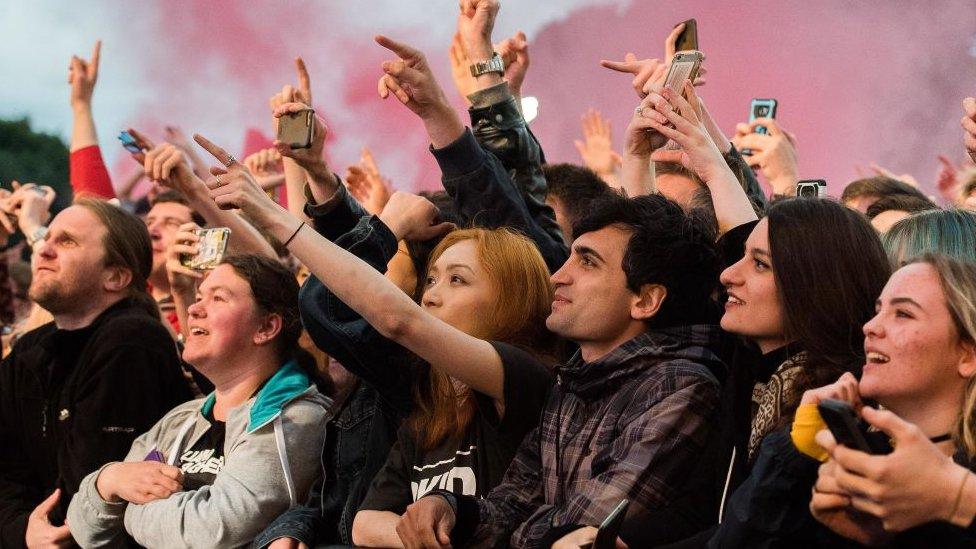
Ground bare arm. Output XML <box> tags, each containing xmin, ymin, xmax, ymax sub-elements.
<box><xmin>352</xmin><ymin>511</ymin><xmax>406</xmax><ymax>548</ymax></box>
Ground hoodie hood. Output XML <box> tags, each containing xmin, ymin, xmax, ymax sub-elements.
<box><xmin>559</xmin><ymin>325</ymin><xmax>724</xmax><ymax>399</ymax></box>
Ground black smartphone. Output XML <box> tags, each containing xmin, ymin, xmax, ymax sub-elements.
<box><xmin>818</xmin><ymin>399</ymin><xmax>890</xmax><ymax>454</ymax></box>
<box><xmin>118</xmin><ymin>130</ymin><xmax>143</xmax><ymax>154</ymax></box>
<box><xmin>674</xmin><ymin>19</ymin><xmax>698</xmax><ymax>52</ymax></box>
<box><xmin>741</xmin><ymin>98</ymin><xmax>778</xmax><ymax>156</ymax></box>
<box><xmin>796</xmin><ymin>179</ymin><xmax>827</xmax><ymax>198</ymax></box>
<box><xmin>581</xmin><ymin>499</ymin><xmax>630</xmax><ymax>549</ymax></box>
<box><xmin>277</xmin><ymin>108</ymin><xmax>315</xmax><ymax>149</ymax></box>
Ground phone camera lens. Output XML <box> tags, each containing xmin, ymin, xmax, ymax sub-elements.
<box><xmin>757</xmin><ymin>106</ymin><xmax>769</xmax><ymax>116</ymax></box>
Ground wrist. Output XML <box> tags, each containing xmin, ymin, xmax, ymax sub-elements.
<box><xmin>770</xmin><ymin>174</ymin><xmax>799</xmax><ymax>196</ymax></box>
<box><xmin>95</xmin><ymin>464</ymin><xmax>121</xmax><ymax>503</ymax></box>
<box><xmin>71</xmin><ymin>102</ymin><xmax>93</xmax><ymax>115</ymax></box>
<box><xmin>377</xmin><ymin>212</ymin><xmax>405</xmax><ymax>241</ymax></box>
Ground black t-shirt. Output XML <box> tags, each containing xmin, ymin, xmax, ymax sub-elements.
<box><xmin>358</xmin><ymin>342</ymin><xmax>552</xmax><ymax>514</ymax></box>
<box><xmin>178</xmin><ymin>415</ymin><xmax>226</xmax><ymax>491</ymax></box>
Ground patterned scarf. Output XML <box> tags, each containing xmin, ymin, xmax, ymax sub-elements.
<box><xmin>748</xmin><ymin>352</ymin><xmax>807</xmax><ymax>461</ymax></box>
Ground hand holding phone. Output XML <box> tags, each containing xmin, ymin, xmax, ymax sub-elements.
<box><xmin>818</xmin><ymin>399</ymin><xmax>891</xmax><ymax>455</ymax></box>
<box><xmin>741</xmin><ymin>99</ymin><xmax>777</xmax><ymax>156</ymax></box>
<box><xmin>118</xmin><ymin>130</ymin><xmax>144</xmax><ymax>154</ymax></box>
<box><xmin>277</xmin><ymin>108</ymin><xmax>315</xmax><ymax>149</ymax></box>
<box><xmin>181</xmin><ymin>228</ymin><xmax>231</xmax><ymax>271</ymax></box>
<box><xmin>673</xmin><ymin>19</ymin><xmax>698</xmax><ymax>54</ymax></box>
<box><xmin>580</xmin><ymin>500</ymin><xmax>629</xmax><ymax>549</ymax></box>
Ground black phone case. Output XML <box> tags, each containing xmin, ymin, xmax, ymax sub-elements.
<box><xmin>818</xmin><ymin>399</ymin><xmax>890</xmax><ymax>455</ymax></box>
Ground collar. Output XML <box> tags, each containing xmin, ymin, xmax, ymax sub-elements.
<box><xmin>200</xmin><ymin>360</ymin><xmax>310</xmax><ymax>433</ymax></box>
<box><xmin>755</xmin><ymin>342</ymin><xmax>805</xmax><ymax>383</ymax></box>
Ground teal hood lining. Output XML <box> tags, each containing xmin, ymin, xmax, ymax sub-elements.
<box><xmin>199</xmin><ymin>360</ymin><xmax>311</xmax><ymax>433</ymax></box>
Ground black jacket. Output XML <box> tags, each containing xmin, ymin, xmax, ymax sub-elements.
<box><xmin>0</xmin><ymin>298</ymin><xmax>191</xmax><ymax>548</ymax></box>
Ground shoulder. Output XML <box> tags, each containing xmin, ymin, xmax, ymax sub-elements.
<box><xmin>490</xmin><ymin>341</ymin><xmax>553</xmax><ymax>384</ymax></box>
<box><xmin>279</xmin><ymin>387</ymin><xmax>334</xmax><ymax>430</ymax></box>
<box><xmin>94</xmin><ymin>306</ymin><xmax>172</xmax><ymax>346</ymax></box>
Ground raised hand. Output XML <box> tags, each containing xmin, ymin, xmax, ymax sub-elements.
<box><xmin>448</xmin><ymin>32</ymin><xmax>481</xmax><ymax>100</ymax></box>
<box><xmin>575</xmin><ymin>108</ymin><xmax>623</xmax><ymax>175</ymax></box>
<box><xmin>600</xmin><ymin>54</ymin><xmax>667</xmax><ymax>98</ymax></box>
<box><xmin>345</xmin><ymin>148</ymin><xmax>392</xmax><ymax>215</ymax></box>
<box><xmin>643</xmin><ymin>83</ymin><xmax>728</xmax><ymax>183</ymax></box>
<box><xmin>963</xmin><ymin>97</ymin><xmax>976</xmax><ymax>164</ymax></box>
<box><xmin>375</xmin><ymin>35</ymin><xmax>464</xmax><ymax>148</ymax></box>
<box><xmin>95</xmin><ymin>461</ymin><xmax>184</xmax><ymax>505</ymax></box>
<box><xmin>141</xmin><ymin>141</ymin><xmax>199</xmax><ymax>196</ymax></box>
<box><xmin>495</xmin><ymin>30</ymin><xmax>529</xmax><ymax>97</ymax></box>
<box><xmin>869</xmin><ymin>163</ymin><xmax>919</xmax><ymax>188</ymax></box>
<box><xmin>457</xmin><ymin>0</ymin><xmax>500</xmax><ymax>61</ymax></box>
<box><xmin>271</xmin><ymin>102</ymin><xmax>328</xmax><ymax>171</ymax></box>
<box><xmin>68</xmin><ymin>40</ymin><xmax>101</xmax><ymax>109</ymax></box>
<box><xmin>194</xmin><ymin>134</ymin><xmax>283</xmax><ymax>229</ymax></box>
<box><xmin>165</xmin><ymin>222</ymin><xmax>205</xmax><ymax>293</ymax></box>
<box><xmin>732</xmin><ymin>118</ymin><xmax>799</xmax><ymax>195</ymax></box>
<box><xmin>935</xmin><ymin>155</ymin><xmax>961</xmax><ymax>202</ymax></box>
<box><xmin>378</xmin><ymin>191</ymin><xmax>455</xmax><ymax>242</ymax></box>
<box><xmin>25</xmin><ymin>489</ymin><xmax>72</xmax><ymax>549</ymax></box>
<box><xmin>244</xmin><ymin>147</ymin><xmax>284</xmax><ymax>176</ymax></box>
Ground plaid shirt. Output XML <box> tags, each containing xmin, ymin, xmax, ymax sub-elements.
<box><xmin>451</xmin><ymin>325</ymin><xmax>725</xmax><ymax>548</ymax></box>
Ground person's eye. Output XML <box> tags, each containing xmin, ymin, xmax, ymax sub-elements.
<box><xmin>425</xmin><ymin>276</ymin><xmax>436</xmax><ymax>287</ymax></box>
<box><xmin>579</xmin><ymin>256</ymin><xmax>593</xmax><ymax>267</ymax></box>
<box><xmin>895</xmin><ymin>309</ymin><xmax>914</xmax><ymax>319</ymax></box>
<box><xmin>213</xmin><ymin>294</ymin><xmax>225</xmax><ymax>303</ymax></box>
<box><xmin>753</xmin><ymin>259</ymin><xmax>769</xmax><ymax>272</ymax></box>
<box><xmin>450</xmin><ymin>275</ymin><xmax>465</xmax><ymax>285</ymax></box>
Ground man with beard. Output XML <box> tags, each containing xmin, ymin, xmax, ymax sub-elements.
<box><xmin>0</xmin><ymin>199</ymin><xmax>191</xmax><ymax>548</ymax></box>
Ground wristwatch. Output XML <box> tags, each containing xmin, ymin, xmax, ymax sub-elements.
<box><xmin>469</xmin><ymin>53</ymin><xmax>505</xmax><ymax>77</ymax></box>
<box><xmin>25</xmin><ymin>226</ymin><xmax>48</xmax><ymax>248</ymax></box>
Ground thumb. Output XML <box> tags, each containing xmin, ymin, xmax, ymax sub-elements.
<box><xmin>436</xmin><ymin>518</ymin><xmax>452</xmax><ymax>545</ymax></box>
<box><xmin>34</xmin><ymin>489</ymin><xmax>61</xmax><ymax>517</ymax></box>
<box><xmin>860</xmin><ymin>406</ymin><xmax>915</xmax><ymax>442</ymax></box>
<box><xmin>430</xmin><ymin>222</ymin><xmax>457</xmax><ymax>238</ymax></box>
<box><xmin>650</xmin><ymin>149</ymin><xmax>684</xmax><ymax>164</ymax></box>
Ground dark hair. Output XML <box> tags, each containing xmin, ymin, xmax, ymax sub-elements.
<box><xmin>404</xmin><ymin>190</ymin><xmax>458</xmax><ymax>300</ymax></box>
<box><xmin>219</xmin><ymin>254</ymin><xmax>302</xmax><ymax>363</ymax></box>
<box><xmin>840</xmin><ymin>176</ymin><xmax>929</xmax><ymax>204</ymax></box>
<box><xmin>543</xmin><ymin>163</ymin><xmax>613</xmax><ymax>238</ymax></box>
<box><xmin>150</xmin><ymin>189</ymin><xmax>206</xmax><ymax>226</ymax></box>
<box><xmin>75</xmin><ymin>198</ymin><xmax>159</xmax><ymax>318</ymax></box>
<box><xmin>572</xmin><ymin>193</ymin><xmax>719</xmax><ymax>328</ymax></box>
<box><xmin>865</xmin><ymin>193</ymin><xmax>938</xmax><ymax>219</ymax></box>
<box><xmin>766</xmin><ymin>198</ymin><xmax>891</xmax><ymax>414</ymax></box>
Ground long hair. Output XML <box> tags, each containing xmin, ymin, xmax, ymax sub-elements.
<box><xmin>881</xmin><ymin>209</ymin><xmax>976</xmax><ymax>266</ymax></box>
<box><xmin>766</xmin><ymin>198</ymin><xmax>891</xmax><ymax>421</ymax></box>
<box><xmin>410</xmin><ymin>228</ymin><xmax>555</xmax><ymax>450</ymax></box>
<box><xmin>75</xmin><ymin>198</ymin><xmax>158</xmax><ymax>318</ymax></box>
<box><xmin>907</xmin><ymin>255</ymin><xmax>976</xmax><ymax>458</ymax></box>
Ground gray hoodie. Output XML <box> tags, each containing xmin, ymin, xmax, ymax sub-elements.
<box><xmin>67</xmin><ymin>361</ymin><xmax>332</xmax><ymax>548</ymax></box>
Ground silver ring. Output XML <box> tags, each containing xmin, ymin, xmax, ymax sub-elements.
<box><xmin>635</xmin><ymin>106</ymin><xmax>644</xmax><ymax>117</ymax></box>
<box><xmin>227</xmin><ymin>155</ymin><xmax>237</xmax><ymax>165</ymax></box>
<box><xmin>215</xmin><ymin>175</ymin><xmax>222</xmax><ymax>186</ymax></box>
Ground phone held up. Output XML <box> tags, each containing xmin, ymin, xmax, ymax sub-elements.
<box><xmin>741</xmin><ymin>98</ymin><xmax>778</xmax><ymax>156</ymax></box>
<box><xmin>796</xmin><ymin>179</ymin><xmax>827</xmax><ymax>198</ymax></box>
<box><xmin>674</xmin><ymin>18</ymin><xmax>698</xmax><ymax>53</ymax></box>
<box><xmin>277</xmin><ymin>108</ymin><xmax>315</xmax><ymax>149</ymax></box>
<box><xmin>817</xmin><ymin>399</ymin><xmax>892</xmax><ymax>455</ymax></box>
<box><xmin>118</xmin><ymin>130</ymin><xmax>143</xmax><ymax>154</ymax></box>
<box><xmin>181</xmin><ymin>228</ymin><xmax>231</xmax><ymax>271</ymax></box>
<box><xmin>663</xmin><ymin>51</ymin><xmax>704</xmax><ymax>97</ymax></box>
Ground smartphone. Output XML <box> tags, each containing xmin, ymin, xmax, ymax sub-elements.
<box><xmin>741</xmin><ymin>98</ymin><xmax>778</xmax><ymax>156</ymax></box>
<box><xmin>796</xmin><ymin>179</ymin><xmax>827</xmax><ymax>198</ymax></box>
<box><xmin>674</xmin><ymin>19</ymin><xmax>698</xmax><ymax>53</ymax></box>
<box><xmin>663</xmin><ymin>51</ymin><xmax>704</xmax><ymax>96</ymax></box>
<box><xmin>818</xmin><ymin>399</ymin><xmax>891</xmax><ymax>454</ymax></box>
<box><xmin>580</xmin><ymin>499</ymin><xmax>630</xmax><ymax>549</ymax></box>
<box><xmin>181</xmin><ymin>228</ymin><xmax>231</xmax><ymax>271</ymax></box>
<box><xmin>118</xmin><ymin>130</ymin><xmax>143</xmax><ymax>154</ymax></box>
<box><xmin>277</xmin><ymin>108</ymin><xmax>315</xmax><ymax>149</ymax></box>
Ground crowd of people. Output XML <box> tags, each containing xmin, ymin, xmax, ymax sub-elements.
<box><xmin>2</xmin><ymin>2</ymin><xmax>976</xmax><ymax>547</ymax></box>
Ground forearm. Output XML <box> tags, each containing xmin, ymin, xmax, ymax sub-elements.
<box><xmin>769</xmin><ymin>174</ymin><xmax>799</xmax><ymax>197</ymax></box>
<box><xmin>70</xmin><ymin>104</ymin><xmax>98</xmax><ymax>152</ymax></box>
<box><xmin>180</xmin><ymin>146</ymin><xmax>211</xmax><ymax>182</ymax></box>
<box><xmin>283</xmin><ymin>158</ymin><xmax>310</xmax><ymax>222</ymax></box>
<box><xmin>704</xmin><ymin>168</ymin><xmax>760</xmax><ymax>234</ymax></box>
<box><xmin>621</xmin><ymin>153</ymin><xmax>654</xmax><ymax>197</ymax></box>
<box><xmin>423</xmin><ymin>104</ymin><xmax>466</xmax><ymax>150</ymax></box>
<box><xmin>303</xmin><ymin>161</ymin><xmax>341</xmax><ymax>206</ymax></box>
<box><xmin>171</xmin><ymin>288</ymin><xmax>195</xmax><ymax>339</ymax></box>
<box><xmin>352</xmin><ymin>510</ymin><xmax>405</xmax><ymax>548</ymax></box>
<box><xmin>948</xmin><ymin>465</ymin><xmax>976</xmax><ymax>528</ymax></box>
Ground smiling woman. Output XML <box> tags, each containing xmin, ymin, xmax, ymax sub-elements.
<box><xmin>66</xmin><ymin>254</ymin><xmax>333</xmax><ymax>548</ymax></box>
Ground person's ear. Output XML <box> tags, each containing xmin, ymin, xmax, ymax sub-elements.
<box><xmin>631</xmin><ymin>283</ymin><xmax>667</xmax><ymax>321</ymax></box>
<box><xmin>957</xmin><ymin>339</ymin><xmax>976</xmax><ymax>379</ymax></box>
<box><xmin>253</xmin><ymin>313</ymin><xmax>283</xmax><ymax>347</ymax></box>
<box><xmin>102</xmin><ymin>266</ymin><xmax>133</xmax><ymax>294</ymax></box>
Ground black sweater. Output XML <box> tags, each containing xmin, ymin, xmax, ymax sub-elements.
<box><xmin>0</xmin><ymin>298</ymin><xmax>191</xmax><ymax>548</ymax></box>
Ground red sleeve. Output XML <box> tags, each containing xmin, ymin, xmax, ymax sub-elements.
<box><xmin>70</xmin><ymin>145</ymin><xmax>115</xmax><ymax>199</ymax></box>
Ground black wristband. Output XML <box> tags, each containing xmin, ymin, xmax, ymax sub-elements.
<box><xmin>283</xmin><ymin>221</ymin><xmax>306</xmax><ymax>247</ymax></box>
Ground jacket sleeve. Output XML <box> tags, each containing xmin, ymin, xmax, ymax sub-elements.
<box><xmin>65</xmin><ymin>417</ymin><xmax>168</xmax><ymax>548</ymax></box>
<box><xmin>251</xmin><ymin>504</ymin><xmax>322</xmax><ymax>549</ymax></box>
<box><xmin>298</xmin><ymin>215</ymin><xmax>415</xmax><ymax>416</ymax></box>
<box><xmin>70</xmin><ymin>145</ymin><xmax>115</xmax><ymax>199</ymax></box>
<box><xmin>121</xmin><ymin>400</ymin><xmax>328</xmax><ymax>549</ymax></box>
<box><xmin>467</xmin><ymin>83</ymin><xmax>567</xmax><ymax>264</ymax></box>
<box><xmin>431</xmin><ymin>128</ymin><xmax>568</xmax><ymax>273</ymax></box>
<box><xmin>302</xmin><ymin>181</ymin><xmax>369</xmax><ymax>242</ymax></box>
<box><xmin>479</xmin><ymin>370</ymin><xmax>720</xmax><ymax>548</ymax></box>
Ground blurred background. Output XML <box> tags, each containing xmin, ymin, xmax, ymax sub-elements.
<box><xmin>1</xmin><ymin>0</ymin><xmax>975</xmax><ymax>200</ymax></box>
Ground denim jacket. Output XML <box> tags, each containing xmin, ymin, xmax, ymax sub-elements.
<box><xmin>254</xmin><ymin>186</ymin><xmax>408</xmax><ymax>548</ymax></box>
